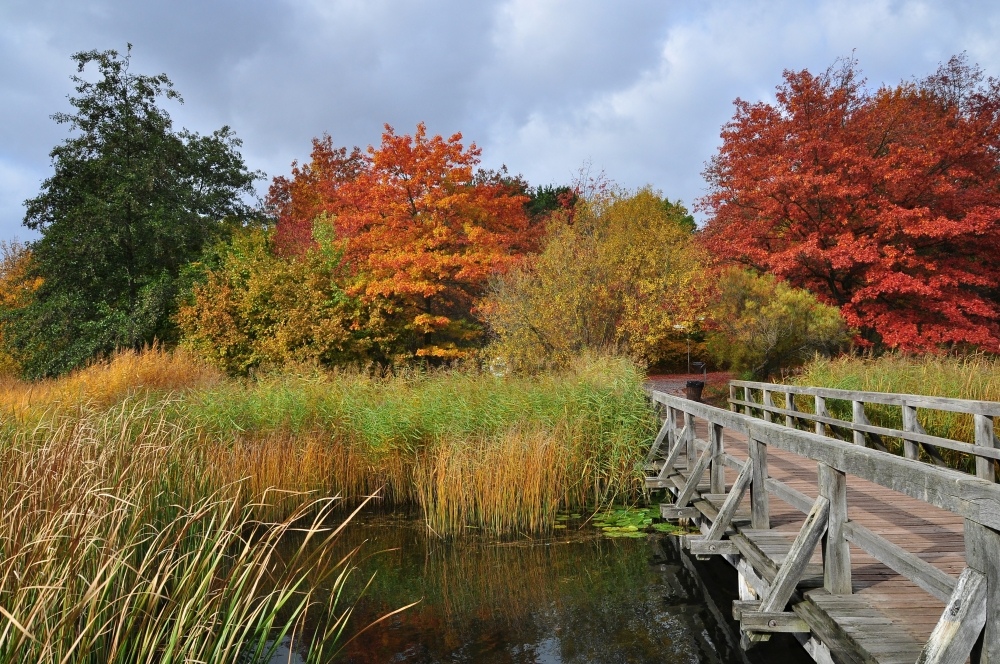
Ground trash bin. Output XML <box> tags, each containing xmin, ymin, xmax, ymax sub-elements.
<box><xmin>685</xmin><ymin>380</ymin><xmax>705</xmax><ymax>402</ymax></box>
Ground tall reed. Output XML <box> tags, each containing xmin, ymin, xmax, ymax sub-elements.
<box><xmin>0</xmin><ymin>398</ymin><xmax>370</xmax><ymax>663</ymax></box>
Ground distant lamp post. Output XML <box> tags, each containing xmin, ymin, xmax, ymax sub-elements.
<box><xmin>672</xmin><ymin>324</ymin><xmax>690</xmax><ymax>374</ymax></box>
<box><xmin>674</xmin><ymin>318</ymin><xmax>705</xmax><ymax>375</ymax></box>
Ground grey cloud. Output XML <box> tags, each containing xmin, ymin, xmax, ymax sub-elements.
<box><xmin>3</xmin><ymin>0</ymin><xmax>1000</xmax><ymax>241</ymax></box>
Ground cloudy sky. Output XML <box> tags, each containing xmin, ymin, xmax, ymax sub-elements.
<box><xmin>2</xmin><ymin>0</ymin><xmax>999</xmax><ymax>241</ymax></box>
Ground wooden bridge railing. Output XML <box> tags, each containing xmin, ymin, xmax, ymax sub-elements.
<box><xmin>729</xmin><ymin>380</ymin><xmax>1000</xmax><ymax>482</ymax></box>
<box><xmin>645</xmin><ymin>387</ymin><xmax>1000</xmax><ymax>663</ymax></box>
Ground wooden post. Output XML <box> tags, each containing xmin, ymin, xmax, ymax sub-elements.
<box><xmin>785</xmin><ymin>391</ymin><xmax>797</xmax><ymax>429</ymax></box>
<box><xmin>974</xmin><ymin>414</ymin><xmax>997</xmax><ymax>482</ymax></box>
<box><xmin>814</xmin><ymin>395</ymin><xmax>827</xmax><ymax>436</ymax></box>
<box><xmin>730</xmin><ymin>384</ymin><xmax>737</xmax><ymax>413</ymax></box>
<box><xmin>818</xmin><ymin>462</ymin><xmax>851</xmax><ymax>595</ymax></box>
<box><xmin>749</xmin><ymin>437</ymin><xmax>770</xmax><ymax>529</ymax></box>
<box><xmin>684</xmin><ymin>411</ymin><xmax>696</xmax><ymax>466</ymax></box>
<box><xmin>762</xmin><ymin>389</ymin><xmax>774</xmax><ymax>423</ymax></box>
<box><xmin>964</xmin><ymin>519</ymin><xmax>1000</xmax><ymax>662</ymax></box>
<box><xmin>665</xmin><ymin>406</ymin><xmax>677</xmax><ymax>454</ymax></box>
<box><xmin>852</xmin><ymin>400</ymin><xmax>868</xmax><ymax>447</ymax></box>
<box><xmin>710</xmin><ymin>422</ymin><xmax>726</xmax><ymax>494</ymax></box>
<box><xmin>902</xmin><ymin>404</ymin><xmax>921</xmax><ymax>460</ymax></box>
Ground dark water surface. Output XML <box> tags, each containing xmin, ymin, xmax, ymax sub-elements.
<box><xmin>283</xmin><ymin>508</ymin><xmax>811</xmax><ymax>664</ymax></box>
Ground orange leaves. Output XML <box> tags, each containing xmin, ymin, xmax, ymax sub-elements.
<box><xmin>700</xmin><ymin>55</ymin><xmax>1000</xmax><ymax>352</ymax></box>
<box><xmin>268</xmin><ymin>123</ymin><xmax>541</xmax><ymax>361</ymax></box>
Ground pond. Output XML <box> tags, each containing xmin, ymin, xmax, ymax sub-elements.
<box><xmin>274</xmin><ymin>507</ymin><xmax>811</xmax><ymax>663</ymax></box>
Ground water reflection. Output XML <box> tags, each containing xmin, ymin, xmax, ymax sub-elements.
<box><xmin>286</xmin><ymin>508</ymin><xmax>808</xmax><ymax>663</ymax></box>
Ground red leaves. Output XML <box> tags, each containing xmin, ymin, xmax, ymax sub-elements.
<box><xmin>700</xmin><ymin>56</ymin><xmax>1000</xmax><ymax>352</ymax></box>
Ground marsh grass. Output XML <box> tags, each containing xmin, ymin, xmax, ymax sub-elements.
<box><xmin>0</xmin><ymin>396</ymin><xmax>377</xmax><ymax>663</ymax></box>
<box><xmin>0</xmin><ymin>350</ymin><xmax>653</xmax><ymax>660</ymax></box>
<box><xmin>790</xmin><ymin>353</ymin><xmax>1000</xmax><ymax>471</ymax></box>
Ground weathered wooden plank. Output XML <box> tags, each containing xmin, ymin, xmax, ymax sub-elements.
<box><xmin>902</xmin><ymin>404</ymin><xmax>921</xmax><ymax>461</ymax></box>
<box><xmin>786</xmin><ymin>391</ymin><xmax>798</xmax><ymax>428</ymax></box>
<box><xmin>728</xmin><ymin>398</ymin><xmax>1000</xmax><ymax>462</ymax></box>
<box><xmin>689</xmin><ymin>539</ymin><xmax>740</xmax><ymax>556</ymax></box>
<box><xmin>710</xmin><ymin>421</ymin><xmax>726</xmax><ymax>494</ymax></box>
<box><xmin>684</xmin><ymin>411</ymin><xmax>696</xmax><ymax>466</ymax></box>
<box><xmin>661</xmin><ymin>505</ymin><xmax>700</xmax><ymax>520</ymax></box>
<box><xmin>644</xmin><ymin>414</ymin><xmax>673</xmax><ymax>464</ymax></box>
<box><xmin>676</xmin><ymin>441</ymin><xmax>714</xmax><ymax>508</ymax></box>
<box><xmin>765</xmin><ymin>477</ymin><xmax>813</xmax><ymax>513</ymax></box>
<box><xmin>819</xmin><ymin>462</ymin><xmax>851</xmax><ymax>595</ymax></box>
<box><xmin>975</xmin><ymin>414</ymin><xmax>998</xmax><ymax>482</ymax></box>
<box><xmin>749</xmin><ymin>437</ymin><xmax>770</xmax><ymax>529</ymax></box>
<box><xmin>916</xmin><ymin>567</ymin><xmax>987</xmax><ymax>664</ymax></box>
<box><xmin>728</xmin><ymin>380</ymin><xmax>1000</xmax><ymax>417</ymax></box>
<box><xmin>840</xmin><ymin>520</ymin><xmax>956</xmax><ymax>602</ymax></box>
<box><xmin>704</xmin><ymin>456</ymin><xmax>755</xmax><ymax>541</ymax></box>
<box><xmin>815</xmin><ymin>395</ymin><xmax>828</xmax><ymax>436</ymax></box>
<box><xmin>741</xmin><ymin>611</ymin><xmax>811</xmax><ymax>633</ymax></box>
<box><xmin>964</xmin><ymin>520</ymin><xmax>1000</xmax><ymax>662</ymax></box>
<box><xmin>743</xmin><ymin>419</ymin><xmax>1000</xmax><ymax>531</ymax></box>
<box><xmin>654</xmin><ymin>423</ymin><xmax>687</xmax><ymax>481</ymax></box>
<box><xmin>745</xmin><ymin>496</ymin><xmax>830</xmax><ymax>646</ymax></box>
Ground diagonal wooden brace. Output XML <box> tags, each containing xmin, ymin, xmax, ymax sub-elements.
<box><xmin>675</xmin><ymin>439</ymin><xmax>714</xmax><ymax>508</ymax></box>
<box><xmin>744</xmin><ymin>495</ymin><xmax>830</xmax><ymax>647</ymax></box>
<box><xmin>689</xmin><ymin>457</ymin><xmax>755</xmax><ymax>557</ymax></box>
<box><xmin>644</xmin><ymin>415</ymin><xmax>674</xmax><ymax>466</ymax></box>
<box><xmin>916</xmin><ymin>567</ymin><xmax>987</xmax><ymax>664</ymax></box>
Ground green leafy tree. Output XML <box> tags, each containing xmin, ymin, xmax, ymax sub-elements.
<box><xmin>705</xmin><ymin>269</ymin><xmax>849</xmax><ymax>379</ymax></box>
<box><xmin>8</xmin><ymin>45</ymin><xmax>260</xmax><ymax>377</ymax></box>
<box><xmin>482</xmin><ymin>186</ymin><xmax>704</xmax><ymax>371</ymax></box>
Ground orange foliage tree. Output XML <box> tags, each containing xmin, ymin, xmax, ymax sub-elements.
<box><xmin>699</xmin><ymin>56</ymin><xmax>1000</xmax><ymax>351</ymax></box>
<box><xmin>267</xmin><ymin>123</ymin><xmax>542</xmax><ymax>361</ymax></box>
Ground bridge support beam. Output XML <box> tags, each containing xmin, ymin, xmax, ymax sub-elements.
<box><xmin>965</xmin><ymin>520</ymin><xmax>1000</xmax><ymax>663</ymax></box>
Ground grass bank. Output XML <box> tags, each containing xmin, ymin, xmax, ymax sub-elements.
<box><xmin>0</xmin><ymin>348</ymin><xmax>654</xmax><ymax>660</ymax></box>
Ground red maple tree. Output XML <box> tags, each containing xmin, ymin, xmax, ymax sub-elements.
<box><xmin>267</xmin><ymin>123</ymin><xmax>542</xmax><ymax>359</ymax></box>
<box><xmin>699</xmin><ymin>56</ymin><xmax>1000</xmax><ymax>351</ymax></box>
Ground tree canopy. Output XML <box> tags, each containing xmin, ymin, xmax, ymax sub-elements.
<box><xmin>267</xmin><ymin>123</ymin><xmax>543</xmax><ymax>361</ymax></box>
<box><xmin>699</xmin><ymin>55</ymin><xmax>1000</xmax><ymax>352</ymax></box>
<box><xmin>8</xmin><ymin>46</ymin><xmax>260</xmax><ymax>377</ymax></box>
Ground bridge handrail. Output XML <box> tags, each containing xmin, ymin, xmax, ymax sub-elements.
<box><xmin>645</xmin><ymin>388</ymin><xmax>1000</xmax><ymax>657</ymax></box>
<box><xmin>650</xmin><ymin>389</ymin><xmax>1000</xmax><ymax>527</ymax></box>
<box><xmin>728</xmin><ymin>380</ymin><xmax>1000</xmax><ymax>482</ymax></box>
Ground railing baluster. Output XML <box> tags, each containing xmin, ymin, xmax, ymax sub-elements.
<box><xmin>749</xmin><ymin>437</ymin><xmax>770</xmax><ymax>529</ymax></box>
<box><xmin>975</xmin><ymin>414</ymin><xmax>998</xmax><ymax>483</ymax></box>
<box><xmin>684</xmin><ymin>411</ymin><xmax>695</xmax><ymax>466</ymax></box>
<box><xmin>785</xmin><ymin>391</ymin><xmax>796</xmax><ymax>429</ymax></box>
<box><xmin>901</xmin><ymin>404</ymin><xmax>921</xmax><ymax>460</ymax></box>
<box><xmin>852</xmin><ymin>400</ymin><xmax>868</xmax><ymax>447</ymax></box>
<box><xmin>762</xmin><ymin>389</ymin><xmax>774</xmax><ymax>423</ymax></box>
<box><xmin>710</xmin><ymin>422</ymin><xmax>726</xmax><ymax>494</ymax></box>
<box><xmin>814</xmin><ymin>395</ymin><xmax>828</xmax><ymax>436</ymax></box>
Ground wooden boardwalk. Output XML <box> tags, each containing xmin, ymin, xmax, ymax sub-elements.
<box><xmin>646</xmin><ymin>382</ymin><xmax>1000</xmax><ymax>664</ymax></box>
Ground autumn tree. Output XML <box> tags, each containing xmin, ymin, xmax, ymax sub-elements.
<box><xmin>705</xmin><ymin>268</ymin><xmax>848</xmax><ymax>379</ymax></box>
<box><xmin>700</xmin><ymin>55</ymin><xmax>1000</xmax><ymax>352</ymax></box>
<box><xmin>267</xmin><ymin>123</ymin><xmax>542</xmax><ymax>362</ymax></box>
<box><xmin>175</xmin><ymin>227</ymin><xmax>364</xmax><ymax>375</ymax></box>
<box><xmin>482</xmin><ymin>187</ymin><xmax>704</xmax><ymax>371</ymax></box>
<box><xmin>8</xmin><ymin>46</ymin><xmax>259</xmax><ymax>377</ymax></box>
